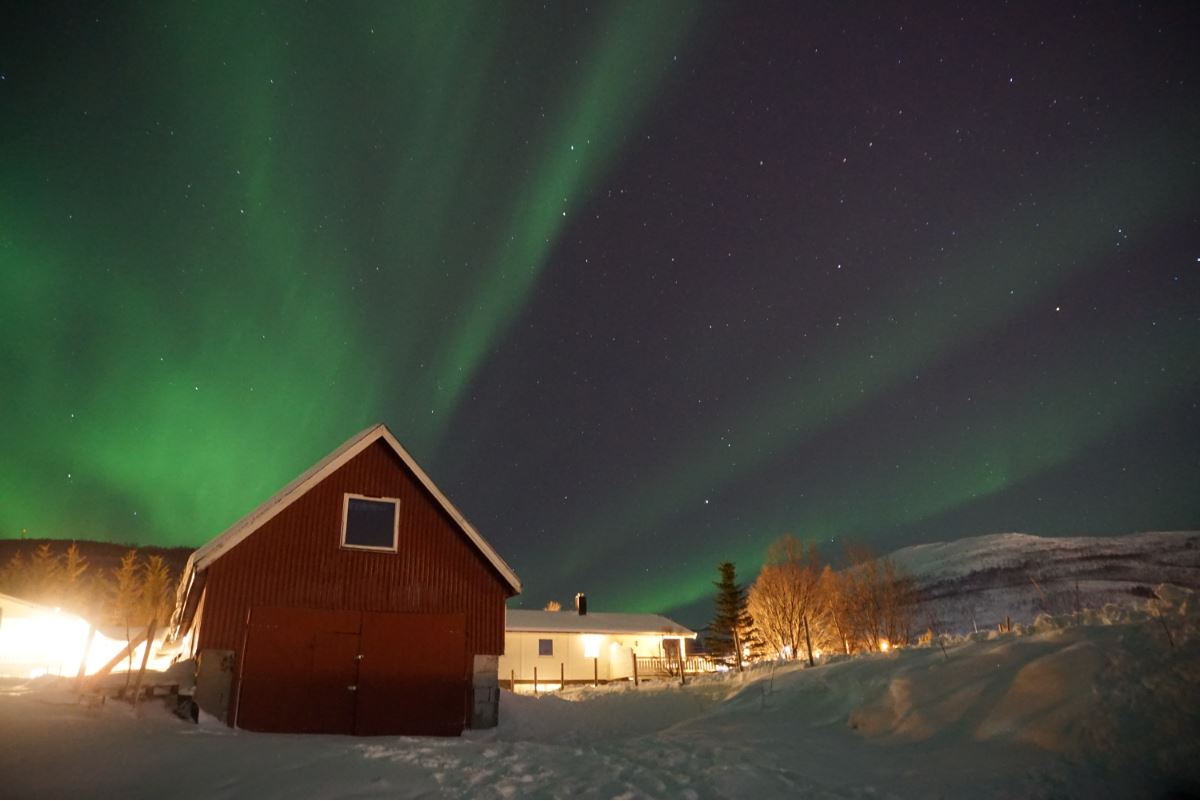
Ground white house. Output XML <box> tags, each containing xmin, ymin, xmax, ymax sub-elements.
<box><xmin>500</xmin><ymin>595</ymin><xmax>698</xmax><ymax>691</ymax></box>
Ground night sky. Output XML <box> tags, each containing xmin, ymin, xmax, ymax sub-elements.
<box><xmin>3</xmin><ymin>2</ymin><xmax>1197</xmax><ymax>626</ymax></box>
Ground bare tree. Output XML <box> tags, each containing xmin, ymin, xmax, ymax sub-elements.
<box><xmin>818</xmin><ymin>565</ymin><xmax>853</xmax><ymax>655</ymax></box>
<box><xmin>748</xmin><ymin>535</ymin><xmax>823</xmax><ymax>662</ymax></box>
<box><xmin>841</xmin><ymin>544</ymin><xmax>917</xmax><ymax>652</ymax></box>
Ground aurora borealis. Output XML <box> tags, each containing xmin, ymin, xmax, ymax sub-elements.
<box><xmin>2</xmin><ymin>3</ymin><xmax>1197</xmax><ymax>625</ymax></box>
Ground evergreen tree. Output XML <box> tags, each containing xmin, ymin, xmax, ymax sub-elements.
<box><xmin>0</xmin><ymin>550</ymin><xmax>30</xmax><ymax>597</ymax></box>
<box><xmin>129</xmin><ymin>554</ymin><xmax>174</xmax><ymax>703</ymax></box>
<box><xmin>139</xmin><ymin>554</ymin><xmax>173</xmax><ymax>629</ymax></box>
<box><xmin>709</xmin><ymin>561</ymin><xmax>756</xmax><ymax>669</ymax></box>
<box><xmin>27</xmin><ymin>543</ymin><xmax>61</xmax><ymax>604</ymax></box>
<box><xmin>59</xmin><ymin>542</ymin><xmax>90</xmax><ymax>613</ymax></box>
<box><xmin>110</xmin><ymin>549</ymin><xmax>142</xmax><ymax>679</ymax></box>
<box><xmin>110</xmin><ymin>550</ymin><xmax>142</xmax><ymax>629</ymax></box>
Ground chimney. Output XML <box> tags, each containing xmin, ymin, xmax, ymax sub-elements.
<box><xmin>574</xmin><ymin>592</ymin><xmax>587</xmax><ymax>616</ymax></box>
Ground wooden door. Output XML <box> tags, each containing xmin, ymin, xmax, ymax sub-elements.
<box><xmin>355</xmin><ymin>611</ymin><xmax>467</xmax><ymax>736</ymax></box>
<box><xmin>236</xmin><ymin>607</ymin><xmax>361</xmax><ymax>733</ymax></box>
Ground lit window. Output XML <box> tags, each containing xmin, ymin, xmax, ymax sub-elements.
<box><xmin>341</xmin><ymin>494</ymin><xmax>399</xmax><ymax>551</ymax></box>
<box><xmin>583</xmin><ymin>634</ymin><xmax>602</xmax><ymax>658</ymax></box>
<box><xmin>538</xmin><ymin>638</ymin><xmax>553</xmax><ymax>656</ymax></box>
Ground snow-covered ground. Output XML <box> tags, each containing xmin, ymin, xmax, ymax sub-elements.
<box><xmin>889</xmin><ymin>530</ymin><xmax>1200</xmax><ymax>632</ymax></box>
<box><xmin>2</xmin><ymin>595</ymin><xmax>1197</xmax><ymax>798</ymax></box>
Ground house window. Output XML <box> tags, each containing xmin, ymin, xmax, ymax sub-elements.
<box><xmin>341</xmin><ymin>494</ymin><xmax>400</xmax><ymax>552</ymax></box>
<box><xmin>538</xmin><ymin>638</ymin><xmax>553</xmax><ymax>656</ymax></box>
<box><xmin>582</xmin><ymin>634</ymin><xmax>602</xmax><ymax>658</ymax></box>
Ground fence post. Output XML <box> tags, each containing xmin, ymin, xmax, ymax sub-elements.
<box><xmin>510</xmin><ymin>669</ymin><xmax>514</xmax><ymax>691</ymax></box>
<box><xmin>560</xmin><ymin>662</ymin><xmax>564</xmax><ymax>691</ymax></box>
<box><xmin>632</xmin><ymin>649</ymin><xmax>639</xmax><ymax>687</ymax></box>
<box><xmin>534</xmin><ymin>665</ymin><xmax>538</xmax><ymax>696</ymax></box>
<box><xmin>593</xmin><ymin>657</ymin><xmax>598</xmax><ymax>687</ymax></box>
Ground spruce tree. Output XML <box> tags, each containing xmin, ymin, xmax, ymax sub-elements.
<box><xmin>27</xmin><ymin>543</ymin><xmax>61</xmax><ymax>604</ymax></box>
<box><xmin>140</xmin><ymin>554</ymin><xmax>173</xmax><ymax>630</ymax></box>
<box><xmin>0</xmin><ymin>551</ymin><xmax>30</xmax><ymax>597</ymax></box>
<box><xmin>60</xmin><ymin>542</ymin><xmax>90</xmax><ymax>613</ymax></box>
<box><xmin>130</xmin><ymin>555</ymin><xmax>174</xmax><ymax>706</ymax></box>
<box><xmin>709</xmin><ymin>561</ymin><xmax>755</xmax><ymax>670</ymax></box>
<box><xmin>110</xmin><ymin>549</ymin><xmax>142</xmax><ymax>682</ymax></box>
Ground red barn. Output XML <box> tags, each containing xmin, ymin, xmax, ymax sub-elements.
<box><xmin>170</xmin><ymin>423</ymin><xmax>521</xmax><ymax>736</ymax></box>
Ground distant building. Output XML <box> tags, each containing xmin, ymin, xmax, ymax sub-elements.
<box><xmin>500</xmin><ymin>594</ymin><xmax>699</xmax><ymax>690</ymax></box>
<box><xmin>170</xmin><ymin>423</ymin><xmax>521</xmax><ymax>736</ymax></box>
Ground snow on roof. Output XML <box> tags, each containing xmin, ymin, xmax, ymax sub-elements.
<box><xmin>506</xmin><ymin>609</ymin><xmax>696</xmax><ymax>637</ymax></box>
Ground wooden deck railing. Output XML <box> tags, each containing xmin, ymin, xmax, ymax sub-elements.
<box><xmin>636</xmin><ymin>654</ymin><xmax>718</xmax><ymax>677</ymax></box>
<box><xmin>500</xmin><ymin>653</ymin><xmax>722</xmax><ymax>694</ymax></box>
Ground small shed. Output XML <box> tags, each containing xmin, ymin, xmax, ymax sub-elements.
<box><xmin>499</xmin><ymin>597</ymin><xmax>697</xmax><ymax>691</ymax></box>
<box><xmin>170</xmin><ymin>423</ymin><xmax>521</xmax><ymax>736</ymax></box>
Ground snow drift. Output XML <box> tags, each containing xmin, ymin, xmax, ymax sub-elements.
<box><xmin>1</xmin><ymin>589</ymin><xmax>1196</xmax><ymax>798</ymax></box>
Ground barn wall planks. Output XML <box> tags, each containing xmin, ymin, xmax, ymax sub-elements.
<box><xmin>197</xmin><ymin>440</ymin><xmax>509</xmax><ymax>661</ymax></box>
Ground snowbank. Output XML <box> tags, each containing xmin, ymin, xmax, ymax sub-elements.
<box><xmin>1</xmin><ymin>603</ymin><xmax>1196</xmax><ymax>798</ymax></box>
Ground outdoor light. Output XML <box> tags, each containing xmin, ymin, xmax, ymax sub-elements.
<box><xmin>0</xmin><ymin>607</ymin><xmax>166</xmax><ymax>679</ymax></box>
<box><xmin>582</xmin><ymin>634</ymin><xmax>602</xmax><ymax>658</ymax></box>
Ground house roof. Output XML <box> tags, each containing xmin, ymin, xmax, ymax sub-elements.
<box><xmin>505</xmin><ymin>609</ymin><xmax>696</xmax><ymax>637</ymax></box>
<box><xmin>172</xmin><ymin>424</ymin><xmax>521</xmax><ymax>638</ymax></box>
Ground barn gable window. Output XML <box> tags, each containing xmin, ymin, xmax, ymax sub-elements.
<box><xmin>340</xmin><ymin>494</ymin><xmax>400</xmax><ymax>552</ymax></box>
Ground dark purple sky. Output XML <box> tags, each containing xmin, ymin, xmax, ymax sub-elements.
<box><xmin>2</xmin><ymin>2</ymin><xmax>1197</xmax><ymax>625</ymax></box>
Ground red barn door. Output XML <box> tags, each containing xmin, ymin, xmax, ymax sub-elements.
<box><xmin>236</xmin><ymin>607</ymin><xmax>360</xmax><ymax>734</ymax></box>
<box><xmin>235</xmin><ymin>607</ymin><xmax>467</xmax><ymax>735</ymax></box>
<box><xmin>355</xmin><ymin>612</ymin><xmax>467</xmax><ymax>736</ymax></box>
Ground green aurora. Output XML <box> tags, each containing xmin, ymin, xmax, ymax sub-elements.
<box><xmin>541</xmin><ymin>129</ymin><xmax>1198</xmax><ymax>589</ymax></box>
<box><xmin>2</xmin><ymin>3</ymin><xmax>1197</xmax><ymax>622</ymax></box>
<box><xmin>2</xmin><ymin>3</ymin><xmax>698</xmax><ymax>544</ymax></box>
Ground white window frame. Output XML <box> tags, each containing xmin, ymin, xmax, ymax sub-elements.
<box><xmin>339</xmin><ymin>493</ymin><xmax>401</xmax><ymax>553</ymax></box>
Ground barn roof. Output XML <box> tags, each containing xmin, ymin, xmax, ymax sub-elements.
<box><xmin>172</xmin><ymin>424</ymin><xmax>521</xmax><ymax>639</ymax></box>
<box><xmin>505</xmin><ymin>609</ymin><xmax>696</xmax><ymax>638</ymax></box>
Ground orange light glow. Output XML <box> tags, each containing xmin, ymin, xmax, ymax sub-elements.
<box><xmin>0</xmin><ymin>605</ymin><xmax>169</xmax><ymax>678</ymax></box>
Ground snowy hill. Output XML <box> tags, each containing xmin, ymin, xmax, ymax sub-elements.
<box><xmin>1</xmin><ymin>599</ymin><xmax>1197</xmax><ymax>797</ymax></box>
<box><xmin>886</xmin><ymin>530</ymin><xmax>1200</xmax><ymax>633</ymax></box>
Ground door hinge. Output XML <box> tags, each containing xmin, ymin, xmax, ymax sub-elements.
<box><xmin>347</xmin><ymin>685</ymin><xmax>358</xmax><ymax>692</ymax></box>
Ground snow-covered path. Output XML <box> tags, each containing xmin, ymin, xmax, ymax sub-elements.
<box><xmin>2</xmin><ymin>614</ymin><xmax>1197</xmax><ymax>798</ymax></box>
